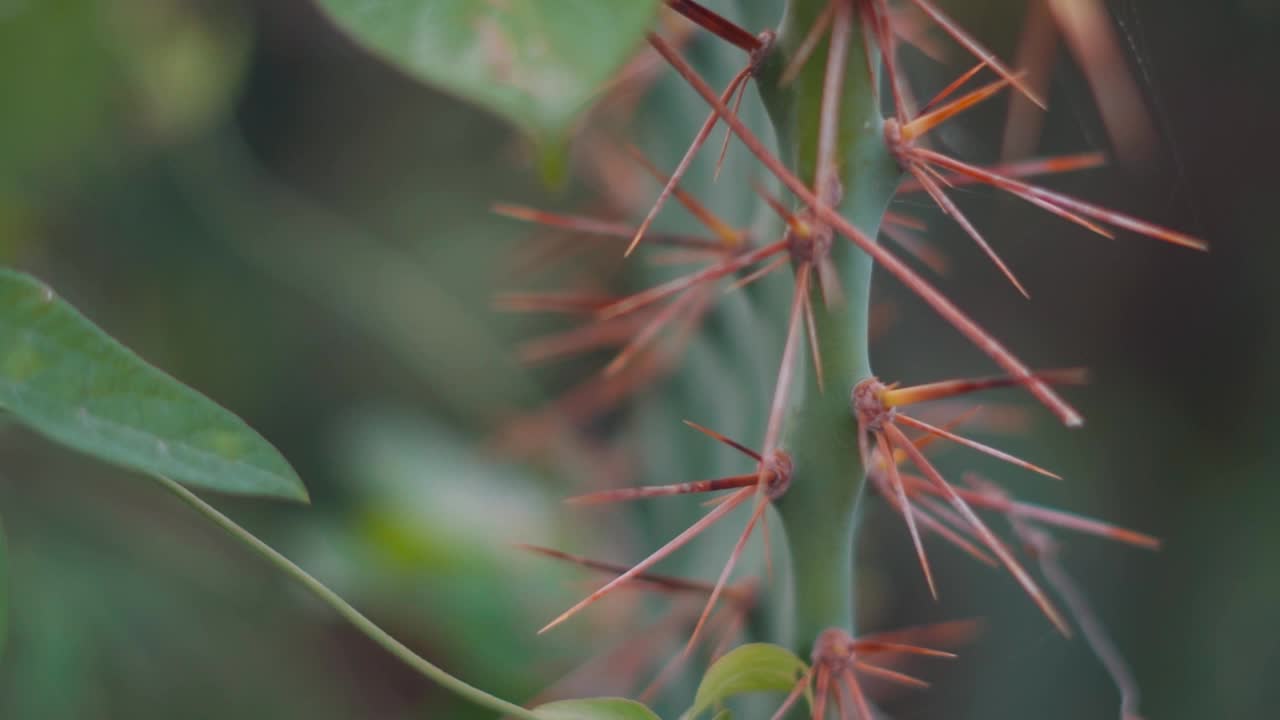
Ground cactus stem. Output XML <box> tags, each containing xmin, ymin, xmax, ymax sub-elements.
<box><xmin>648</xmin><ymin>28</ymin><xmax>1084</xmax><ymax>424</ymax></box>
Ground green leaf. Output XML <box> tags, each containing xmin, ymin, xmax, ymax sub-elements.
<box><xmin>0</xmin><ymin>269</ymin><xmax>306</xmax><ymax>501</ymax></box>
<box><xmin>535</xmin><ymin>697</ymin><xmax>662</xmax><ymax>720</ymax></box>
<box><xmin>685</xmin><ymin>643</ymin><xmax>808</xmax><ymax>719</ymax></box>
<box><xmin>314</xmin><ymin>0</ymin><xmax>660</xmax><ymax>142</ymax></box>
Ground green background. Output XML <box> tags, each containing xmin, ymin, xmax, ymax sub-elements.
<box><xmin>0</xmin><ymin>1</ymin><xmax>1275</xmax><ymax>718</ymax></box>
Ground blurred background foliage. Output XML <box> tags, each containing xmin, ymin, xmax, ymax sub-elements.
<box><xmin>0</xmin><ymin>0</ymin><xmax>1276</xmax><ymax>718</ymax></box>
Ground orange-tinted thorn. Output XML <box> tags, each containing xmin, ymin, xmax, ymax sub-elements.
<box><xmin>814</xmin><ymin>0</ymin><xmax>853</xmax><ymax>199</ymax></box>
<box><xmin>684</xmin><ymin>496</ymin><xmax>770</xmax><ymax>655</ymax></box>
<box><xmin>760</xmin><ymin>263</ymin><xmax>812</xmax><ymax>464</ymax></box>
<box><xmin>843</xmin><ymin>668</ymin><xmax>875</xmax><ymax>720</ymax></box>
<box><xmin>517</xmin><ymin>544</ymin><xmax>734</xmax><ymax>598</ymax></box>
<box><xmin>883</xmin><ymin>211</ymin><xmax>928</xmax><ymax>231</ymax></box>
<box><xmin>624</xmin><ymin>74</ymin><xmax>749</xmax><ymax>255</ymax></box>
<box><xmin>725</xmin><ymin>254</ymin><xmax>788</xmax><ymax>294</ymax></box>
<box><xmin>959</xmin><ymin>475</ymin><xmax>1161</xmax><ymax>550</ymax></box>
<box><xmin>565</xmin><ymin>473</ymin><xmax>758</xmax><ymax>505</ymax></box>
<box><xmin>1015</xmin><ymin>503</ymin><xmax>1161</xmax><ymax>550</ymax></box>
<box><xmin>1046</xmin><ymin>0</ymin><xmax>1158</xmax><ymax>167</ymax></box>
<box><xmin>700</xmin><ymin>492</ymin><xmax>742</xmax><ymax>508</ymax></box>
<box><xmin>852</xmin><ymin>640</ymin><xmax>957</xmax><ymax>660</ymax></box>
<box><xmin>889</xmin><ymin>2</ymin><xmax>949</xmax><ymax>61</ymax></box>
<box><xmin>493</xmin><ymin>203</ymin><xmax>723</xmax><ymax>250</ymax></box>
<box><xmin>854</xmin><ymin>661</ymin><xmax>932</xmax><ymax>689</ymax></box>
<box><xmin>920</xmin><ymin>508</ymin><xmax>1000</xmax><ymax>566</ymax></box>
<box><xmin>538</xmin><ymin>487</ymin><xmax>753</xmax><ymax>634</ymax></box>
<box><xmin>917</xmin><ymin>148</ymin><xmax>1208</xmax><ymax>251</ymax></box>
<box><xmin>713</xmin><ymin>78</ymin><xmax>750</xmax><ymax>181</ymax></box>
<box><xmin>910</xmin><ymin>405</ymin><xmax>984</xmax><ymax>452</ymax></box>
<box><xmin>665</xmin><ymin>0</ymin><xmax>762</xmax><ymax>53</ymax></box>
<box><xmin>910</xmin><ymin>164</ymin><xmax>1030</xmax><ymax>297</ymax></box>
<box><xmin>908</xmin><ymin>0</ymin><xmax>1048</xmax><ymax>109</ymax></box>
<box><xmin>811</xmin><ymin>664</ymin><xmax>831</xmax><ymax>720</ymax></box>
<box><xmin>899</xmin><ymin>152</ymin><xmax>1107</xmax><ymax>193</ymax></box>
<box><xmin>492</xmin><ymin>203</ymin><xmax>633</xmax><ymax>238</ymax></box>
<box><xmin>760</xmin><ymin>499</ymin><xmax>774</xmax><ymax>583</ymax></box>
<box><xmin>682</xmin><ymin>419</ymin><xmax>764</xmax><ymax>461</ymax></box>
<box><xmin>918</xmin><ymin>61</ymin><xmax>988</xmax><ymax>115</ymax></box>
<box><xmin>830</xmin><ymin>667</ymin><xmax>849</xmax><ymax>718</ymax></box>
<box><xmin>855</xmin><ymin>619</ymin><xmax>984</xmax><ymax>650</ymax></box>
<box><xmin>599</xmin><ymin>239</ymin><xmax>787</xmax><ymax>320</ymax></box>
<box><xmin>768</xmin><ymin>667</ymin><xmax>813</xmax><ymax>720</ymax></box>
<box><xmin>901</xmin><ymin>73</ymin><xmax>1021</xmax><ymax>143</ymax></box>
<box><xmin>879</xmin><ymin>431</ymin><xmax>938</xmax><ymax>599</ymax></box>
<box><xmin>605</xmin><ymin>290</ymin><xmax>701</xmax><ymax>376</ymax></box>
<box><xmin>518</xmin><ymin>318</ymin><xmax>639</xmax><ymax>366</ymax></box>
<box><xmin>750</xmin><ymin>179</ymin><xmax>812</xmax><ymax>238</ymax></box>
<box><xmin>907</xmin><ymin>147</ymin><xmax>1118</xmax><ymax>239</ymax></box>
<box><xmin>887</xmin><ymin>423</ymin><xmax>1071</xmax><ymax>636</ymax></box>
<box><xmin>880</xmin><ymin>483</ymin><xmax>997</xmax><ymax>566</ymax></box>
<box><xmin>862</xmin><ymin>0</ymin><xmax>911</xmax><ymax>122</ymax></box>
<box><xmin>802</xmin><ymin>291</ymin><xmax>825</xmax><ymax>392</ymax></box>
<box><xmin>882</xmin><ymin>368</ymin><xmax>1089</xmax><ymax>408</ymax></box>
<box><xmin>896</xmin><ymin>413</ymin><xmax>1062</xmax><ymax>480</ymax></box>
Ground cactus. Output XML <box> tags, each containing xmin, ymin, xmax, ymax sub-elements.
<box><xmin>475</xmin><ymin>1</ymin><xmax>1203</xmax><ymax>717</ymax></box>
<box><xmin>0</xmin><ymin>2</ymin><xmax>1207</xmax><ymax>719</ymax></box>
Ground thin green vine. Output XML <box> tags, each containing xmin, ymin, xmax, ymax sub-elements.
<box><xmin>151</xmin><ymin>473</ymin><xmax>544</xmax><ymax>720</ymax></box>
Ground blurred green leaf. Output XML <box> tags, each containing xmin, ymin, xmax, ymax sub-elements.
<box><xmin>0</xmin><ymin>0</ymin><xmax>251</xmax><ymax>198</ymax></box>
<box><xmin>0</xmin><ymin>269</ymin><xmax>306</xmax><ymax>501</ymax></box>
<box><xmin>684</xmin><ymin>644</ymin><xmax>808</xmax><ymax>719</ymax></box>
<box><xmin>106</xmin><ymin>0</ymin><xmax>253</xmax><ymax>143</ymax></box>
<box><xmin>535</xmin><ymin>697</ymin><xmax>662</xmax><ymax>720</ymax></box>
<box><xmin>314</xmin><ymin>0</ymin><xmax>660</xmax><ymax>142</ymax></box>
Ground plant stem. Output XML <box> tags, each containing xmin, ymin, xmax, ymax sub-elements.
<box><xmin>151</xmin><ymin>474</ymin><xmax>543</xmax><ymax>720</ymax></box>
<box><xmin>758</xmin><ymin>0</ymin><xmax>901</xmax><ymax>658</ymax></box>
